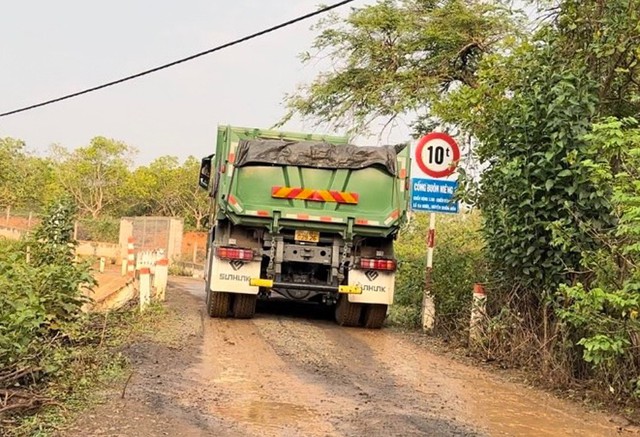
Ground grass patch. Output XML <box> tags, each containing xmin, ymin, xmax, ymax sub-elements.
<box><xmin>4</xmin><ymin>303</ymin><xmax>166</xmax><ymax>437</ymax></box>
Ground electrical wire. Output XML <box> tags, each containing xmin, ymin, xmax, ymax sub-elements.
<box><xmin>0</xmin><ymin>0</ymin><xmax>355</xmax><ymax>118</ymax></box>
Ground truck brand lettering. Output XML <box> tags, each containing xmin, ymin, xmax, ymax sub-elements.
<box><xmin>362</xmin><ymin>285</ymin><xmax>387</xmax><ymax>293</ymax></box>
<box><xmin>220</xmin><ymin>274</ymin><xmax>252</xmax><ymax>282</ymax></box>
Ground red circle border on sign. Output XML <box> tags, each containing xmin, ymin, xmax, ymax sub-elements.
<box><xmin>415</xmin><ymin>132</ymin><xmax>460</xmax><ymax>178</ymax></box>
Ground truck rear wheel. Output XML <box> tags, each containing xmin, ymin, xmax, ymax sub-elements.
<box><xmin>207</xmin><ymin>290</ymin><xmax>230</xmax><ymax>318</ymax></box>
<box><xmin>363</xmin><ymin>304</ymin><xmax>387</xmax><ymax>329</ymax></box>
<box><xmin>232</xmin><ymin>293</ymin><xmax>257</xmax><ymax>319</ymax></box>
<box><xmin>335</xmin><ymin>296</ymin><xmax>362</xmax><ymax>327</ymax></box>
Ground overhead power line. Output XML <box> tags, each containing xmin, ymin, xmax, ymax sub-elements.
<box><xmin>0</xmin><ymin>0</ymin><xmax>355</xmax><ymax>118</ymax></box>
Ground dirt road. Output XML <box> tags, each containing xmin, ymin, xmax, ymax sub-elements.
<box><xmin>66</xmin><ymin>278</ymin><xmax>635</xmax><ymax>437</ymax></box>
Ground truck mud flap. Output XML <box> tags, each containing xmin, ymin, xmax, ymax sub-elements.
<box><xmin>347</xmin><ymin>270</ymin><xmax>395</xmax><ymax>305</ymax></box>
<box><xmin>210</xmin><ymin>257</ymin><xmax>261</xmax><ymax>295</ymax></box>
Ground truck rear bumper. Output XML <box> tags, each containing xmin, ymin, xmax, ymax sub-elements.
<box><xmin>249</xmin><ymin>278</ymin><xmax>361</xmax><ymax>295</ymax></box>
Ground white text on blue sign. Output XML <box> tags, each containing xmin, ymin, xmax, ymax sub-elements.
<box><xmin>410</xmin><ymin>178</ymin><xmax>459</xmax><ymax>214</ymax></box>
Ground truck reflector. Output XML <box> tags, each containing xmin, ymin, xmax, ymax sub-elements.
<box><xmin>384</xmin><ymin>210</ymin><xmax>400</xmax><ymax>225</ymax></box>
<box><xmin>272</xmin><ymin>186</ymin><xmax>359</xmax><ymax>204</ymax></box>
<box><xmin>360</xmin><ymin>258</ymin><xmax>396</xmax><ymax>271</ymax></box>
<box><xmin>226</xmin><ymin>194</ymin><xmax>244</xmax><ymax>213</ymax></box>
<box><xmin>217</xmin><ymin>247</ymin><xmax>254</xmax><ymax>260</ymax></box>
<box><xmin>284</xmin><ymin>214</ymin><xmax>344</xmax><ymax>223</ymax></box>
<box><xmin>356</xmin><ymin>218</ymin><xmax>381</xmax><ymax>226</ymax></box>
<box><xmin>246</xmin><ymin>210</ymin><xmax>271</xmax><ymax>217</ymax></box>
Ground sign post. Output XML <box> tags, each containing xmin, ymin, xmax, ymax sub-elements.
<box><xmin>410</xmin><ymin>132</ymin><xmax>460</xmax><ymax>332</ymax></box>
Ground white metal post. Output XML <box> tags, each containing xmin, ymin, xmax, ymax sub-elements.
<box><xmin>127</xmin><ymin>237</ymin><xmax>136</xmax><ymax>276</ymax></box>
<box><xmin>154</xmin><ymin>259</ymin><xmax>169</xmax><ymax>301</ymax></box>
<box><xmin>469</xmin><ymin>283</ymin><xmax>487</xmax><ymax>345</ymax></box>
<box><xmin>427</xmin><ymin>212</ymin><xmax>435</xmax><ymax>268</ymax></box>
<box><xmin>139</xmin><ymin>267</ymin><xmax>151</xmax><ymax>311</ymax></box>
<box><xmin>422</xmin><ymin>212</ymin><xmax>436</xmax><ymax>331</ymax></box>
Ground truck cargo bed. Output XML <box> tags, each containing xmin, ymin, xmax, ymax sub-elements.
<box><xmin>211</xmin><ymin>126</ymin><xmax>410</xmax><ymax>238</ymax></box>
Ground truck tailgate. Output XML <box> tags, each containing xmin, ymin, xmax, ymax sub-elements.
<box><xmin>228</xmin><ymin>164</ymin><xmax>406</xmax><ymax>227</ymax></box>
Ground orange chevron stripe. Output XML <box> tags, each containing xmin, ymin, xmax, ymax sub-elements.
<box><xmin>271</xmin><ymin>187</ymin><xmax>359</xmax><ymax>204</ymax></box>
<box><xmin>272</xmin><ymin>187</ymin><xmax>292</xmax><ymax>198</ymax></box>
<box><xmin>318</xmin><ymin>190</ymin><xmax>335</xmax><ymax>202</ymax></box>
<box><xmin>295</xmin><ymin>188</ymin><xmax>314</xmax><ymax>199</ymax></box>
<box><xmin>340</xmin><ymin>192</ymin><xmax>358</xmax><ymax>204</ymax></box>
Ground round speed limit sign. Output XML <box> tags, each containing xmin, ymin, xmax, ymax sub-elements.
<box><xmin>415</xmin><ymin>132</ymin><xmax>460</xmax><ymax>178</ymax></box>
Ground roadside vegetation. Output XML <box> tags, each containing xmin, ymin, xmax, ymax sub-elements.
<box><xmin>0</xmin><ymin>136</ymin><xmax>210</xmax><ymax>233</ymax></box>
<box><xmin>0</xmin><ymin>198</ymin><xmax>163</xmax><ymax>436</ymax></box>
<box><xmin>286</xmin><ymin>0</ymin><xmax>640</xmax><ymax>419</ymax></box>
<box><xmin>392</xmin><ymin>212</ymin><xmax>487</xmax><ymax>336</ymax></box>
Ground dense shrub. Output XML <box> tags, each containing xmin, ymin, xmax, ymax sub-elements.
<box><xmin>429</xmin><ymin>0</ymin><xmax>640</xmax><ymax>408</ymax></box>
<box><xmin>549</xmin><ymin>118</ymin><xmax>640</xmax><ymax>399</ymax></box>
<box><xmin>0</xmin><ymin>198</ymin><xmax>96</xmax><ymax>419</ymax></box>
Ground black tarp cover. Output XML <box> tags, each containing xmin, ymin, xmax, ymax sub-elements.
<box><xmin>234</xmin><ymin>139</ymin><xmax>403</xmax><ymax>176</ymax></box>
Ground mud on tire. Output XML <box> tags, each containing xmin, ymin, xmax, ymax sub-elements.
<box><xmin>335</xmin><ymin>296</ymin><xmax>362</xmax><ymax>327</ymax></box>
<box><xmin>232</xmin><ymin>293</ymin><xmax>257</xmax><ymax>319</ymax></box>
<box><xmin>207</xmin><ymin>290</ymin><xmax>230</xmax><ymax>318</ymax></box>
<box><xmin>363</xmin><ymin>304</ymin><xmax>387</xmax><ymax>329</ymax></box>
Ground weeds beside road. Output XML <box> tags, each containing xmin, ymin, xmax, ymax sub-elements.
<box><xmin>0</xmin><ymin>198</ymin><xmax>163</xmax><ymax>436</ymax></box>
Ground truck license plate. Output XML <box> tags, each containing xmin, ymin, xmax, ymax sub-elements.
<box><xmin>294</xmin><ymin>230</ymin><xmax>320</xmax><ymax>243</ymax></box>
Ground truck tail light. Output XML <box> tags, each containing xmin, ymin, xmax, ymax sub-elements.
<box><xmin>217</xmin><ymin>247</ymin><xmax>254</xmax><ymax>260</ymax></box>
<box><xmin>360</xmin><ymin>258</ymin><xmax>396</xmax><ymax>271</ymax></box>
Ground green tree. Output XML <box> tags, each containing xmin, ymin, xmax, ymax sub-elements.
<box><xmin>125</xmin><ymin>155</ymin><xmax>183</xmax><ymax>218</ymax></box>
<box><xmin>430</xmin><ymin>0</ymin><xmax>640</xmax><ymax>387</ymax></box>
<box><xmin>123</xmin><ymin>156</ymin><xmax>209</xmax><ymax>229</ymax></box>
<box><xmin>553</xmin><ymin>0</ymin><xmax>640</xmax><ymax>119</ymax></box>
<box><xmin>433</xmin><ymin>0</ymin><xmax>640</xmax><ymax>293</ymax></box>
<box><xmin>0</xmin><ymin>138</ymin><xmax>54</xmax><ymax>209</ymax></box>
<box><xmin>279</xmin><ymin>0</ymin><xmax>519</xmax><ymax>135</ymax></box>
<box><xmin>173</xmin><ymin>156</ymin><xmax>210</xmax><ymax>230</ymax></box>
<box><xmin>52</xmin><ymin>137</ymin><xmax>134</xmax><ymax>218</ymax></box>
<box><xmin>0</xmin><ymin>137</ymin><xmax>25</xmax><ymax>206</ymax></box>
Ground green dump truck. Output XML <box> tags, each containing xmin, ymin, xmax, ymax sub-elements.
<box><xmin>198</xmin><ymin>125</ymin><xmax>410</xmax><ymax>328</ymax></box>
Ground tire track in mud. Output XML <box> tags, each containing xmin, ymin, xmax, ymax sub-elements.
<box><xmin>192</xmin><ymin>316</ymin><xmax>342</xmax><ymax>437</ymax></box>
<box><xmin>67</xmin><ymin>279</ymin><xmax>631</xmax><ymax>437</ymax></box>
<box><xmin>250</xmin><ymin>313</ymin><xmax>626</xmax><ymax>437</ymax></box>
<box><xmin>64</xmin><ymin>278</ymin><xmax>239</xmax><ymax>437</ymax></box>
<box><xmin>252</xmin><ymin>316</ymin><xmax>481</xmax><ymax>436</ymax></box>
<box><xmin>346</xmin><ymin>329</ymin><xmax>623</xmax><ymax>437</ymax></box>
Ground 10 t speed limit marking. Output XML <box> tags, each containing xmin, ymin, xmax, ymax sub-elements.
<box><xmin>415</xmin><ymin>132</ymin><xmax>460</xmax><ymax>178</ymax></box>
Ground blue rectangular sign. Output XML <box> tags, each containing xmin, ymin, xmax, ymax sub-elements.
<box><xmin>410</xmin><ymin>178</ymin><xmax>459</xmax><ymax>213</ymax></box>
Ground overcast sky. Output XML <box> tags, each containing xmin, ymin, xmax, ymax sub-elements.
<box><xmin>0</xmin><ymin>1</ymin><xmax>535</xmax><ymax>166</ymax></box>
<box><xmin>0</xmin><ymin>0</ymin><xmax>395</xmax><ymax>165</ymax></box>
